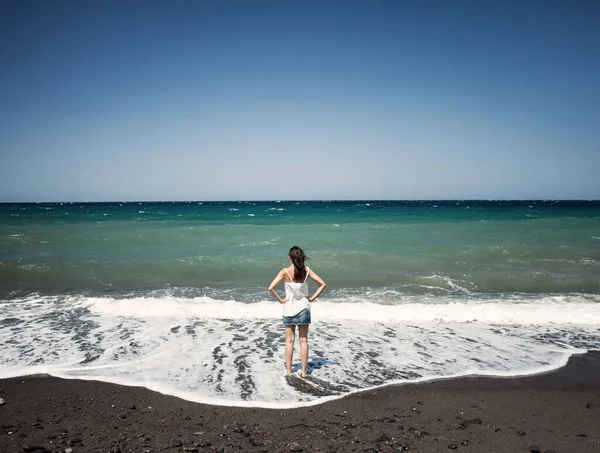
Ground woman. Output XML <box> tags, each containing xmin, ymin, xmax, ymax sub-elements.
<box><xmin>268</xmin><ymin>246</ymin><xmax>327</xmax><ymax>377</ymax></box>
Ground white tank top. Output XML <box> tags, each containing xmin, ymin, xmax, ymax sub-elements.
<box><xmin>282</xmin><ymin>266</ymin><xmax>310</xmax><ymax>316</ymax></box>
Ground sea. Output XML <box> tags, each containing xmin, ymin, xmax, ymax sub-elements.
<box><xmin>1</xmin><ymin>200</ymin><xmax>599</xmax><ymax>408</ymax></box>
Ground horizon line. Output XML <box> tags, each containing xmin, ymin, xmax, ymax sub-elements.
<box><xmin>1</xmin><ymin>199</ymin><xmax>599</xmax><ymax>204</ymax></box>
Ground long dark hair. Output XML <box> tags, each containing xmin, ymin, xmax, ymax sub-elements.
<box><xmin>288</xmin><ymin>246</ymin><xmax>308</xmax><ymax>282</ymax></box>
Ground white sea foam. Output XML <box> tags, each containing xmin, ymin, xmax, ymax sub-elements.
<box><xmin>1</xmin><ymin>294</ymin><xmax>599</xmax><ymax>408</ymax></box>
<box><xmin>84</xmin><ymin>296</ymin><xmax>600</xmax><ymax>325</ymax></box>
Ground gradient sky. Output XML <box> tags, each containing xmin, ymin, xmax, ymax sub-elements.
<box><xmin>1</xmin><ymin>0</ymin><xmax>599</xmax><ymax>201</ymax></box>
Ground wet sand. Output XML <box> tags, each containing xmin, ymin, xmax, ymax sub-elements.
<box><xmin>1</xmin><ymin>351</ymin><xmax>599</xmax><ymax>453</ymax></box>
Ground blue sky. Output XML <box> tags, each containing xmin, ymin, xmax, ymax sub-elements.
<box><xmin>1</xmin><ymin>0</ymin><xmax>599</xmax><ymax>201</ymax></box>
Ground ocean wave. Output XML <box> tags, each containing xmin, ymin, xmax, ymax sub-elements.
<box><xmin>89</xmin><ymin>295</ymin><xmax>600</xmax><ymax>325</ymax></box>
<box><xmin>3</xmin><ymin>292</ymin><xmax>599</xmax><ymax>325</ymax></box>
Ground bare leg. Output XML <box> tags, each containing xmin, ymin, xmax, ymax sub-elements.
<box><xmin>298</xmin><ymin>324</ymin><xmax>309</xmax><ymax>376</ymax></box>
<box><xmin>284</xmin><ymin>325</ymin><xmax>296</xmax><ymax>374</ymax></box>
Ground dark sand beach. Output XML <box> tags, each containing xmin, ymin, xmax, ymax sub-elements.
<box><xmin>1</xmin><ymin>352</ymin><xmax>599</xmax><ymax>453</ymax></box>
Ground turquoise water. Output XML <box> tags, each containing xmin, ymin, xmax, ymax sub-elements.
<box><xmin>1</xmin><ymin>200</ymin><xmax>600</xmax><ymax>407</ymax></box>
<box><xmin>2</xmin><ymin>200</ymin><xmax>599</xmax><ymax>297</ymax></box>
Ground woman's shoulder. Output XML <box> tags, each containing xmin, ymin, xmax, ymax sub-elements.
<box><xmin>282</xmin><ymin>266</ymin><xmax>293</xmax><ymax>277</ymax></box>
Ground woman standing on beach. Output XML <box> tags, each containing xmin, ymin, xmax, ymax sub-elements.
<box><xmin>268</xmin><ymin>246</ymin><xmax>327</xmax><ymax>377</ymax></box>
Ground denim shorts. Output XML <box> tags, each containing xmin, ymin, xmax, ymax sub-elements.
<box><xmin>282</xmin><ymin>308</ymin><xmax>311</xmax><ymax>326</ymax></box>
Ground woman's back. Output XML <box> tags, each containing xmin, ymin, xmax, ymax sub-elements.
<box><xmin>283</xmin><ymin>266</ymin><xmax>310</xmax><ymax>315</ymax></box>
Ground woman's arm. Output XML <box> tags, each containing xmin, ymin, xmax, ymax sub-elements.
<box><xmin>307</xmin><ymin>270</ymin><xmax>327</xmax><ymax>302</ymax></box>
<box><xmin>268</xmin><ymin>269</ymin><xmax>288</xmax><ymax>304</ymax></box>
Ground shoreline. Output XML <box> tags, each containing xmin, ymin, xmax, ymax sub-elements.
<box><xmin>1</xmin><ymin>352</ymin><xmax>599</xmax><ymax>452</ymax></box>
<box><xmin>1</xmin><ymin>349</ymin><xmax>596</xmax><ymax>410</ymax></box>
